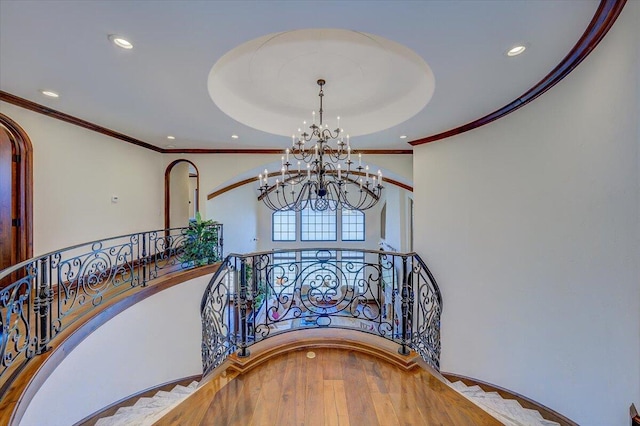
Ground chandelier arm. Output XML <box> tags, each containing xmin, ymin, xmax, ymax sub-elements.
<box><xmin>291</xmin><ymin>149</ymin><xmax>314</xmax><ymax>162</ymax></box>
<box><xmin>260</xmin><ymin>78</ymin><xmax>383</xmax><ymax>211</ymax></box>
<box><xmin>320</xmin><ymin>128</ymin><xmax>341</xmax><ymax>140</ymax></box>
<box><xmin>258</xmin><ymin>178</ymin><xmax>319</xmax><ymax>212</ymax></box>
<box><xmin>339</xmin><ymin>173</ymin><xmax>381</xmax><ymax>198</ymax></box>
<box><xmin>319</xmin><ymin>146</ymin><xmax>349</xmax><ymax>163</ymax></box>
<box><xmin>257</xmin><ymin>171</ymin><xmax>291</xmax><ymax>201</ymax></box>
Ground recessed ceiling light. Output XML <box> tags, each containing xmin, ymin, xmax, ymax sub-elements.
<box><xmin>166</xmin><ymin>144</ymin><xmax>175</xmax><ymax>149</ymax></box>
<box><xmin>108</xmin><ymin>34</ymin><xmax>133</xmax><ymax>50</ymax></box>
<box><xmin>400</xmin><ymin>135</ymin><xmax>407</xmax><ymax>139</ymax></box>
<box><xmin>506</xmin><ymin>45</ymin><xmax>527</xmax><ymax>57</ymax></box>
<box><xmin>167</xmin><ymin>135</ymin><xmax>175</xmax><ymax>140</ymax></box>
<box><xmin>231</xmin><ymin>134</ymin><xmax>239</xmax><ymax>139</ymax></box>
<box><xmin>40</xmin><ymin>90</ymin><xmax>60</xmax><ymax>98</ymax></box>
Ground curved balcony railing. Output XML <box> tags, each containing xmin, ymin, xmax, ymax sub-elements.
<box><xmin>0</xmin><ymin>224</ymin><xmax>223</xmax><ymax>398</ymax></box>
<box><xmin>200</xmin><ymin>248</ymin><xmax>442</xmax><ymax>377</ymax></box>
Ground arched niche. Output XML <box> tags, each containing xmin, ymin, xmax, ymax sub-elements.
<box><xmin>164</xmin><ymin>159</ymin><xmax>199</xmax><ymax>229</ymax></box>
<box><xmin>0</xmin><ymin>113</ymin><xmax>33</xmax><ymax>280</ymax></box>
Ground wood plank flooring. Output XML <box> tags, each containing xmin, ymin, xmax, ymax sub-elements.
<box><xmin>157</xmin><ymin>348</ymin><xmax>502</xmax><ymax>426</ymax></box>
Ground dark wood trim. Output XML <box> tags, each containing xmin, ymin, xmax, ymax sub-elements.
<box><xmin>0</xmin><ymin>263</ymin><xmax>220</xmax><ymax>426</ymax></box>
<box><xmin>168</xmin><ymin>148</ymin><xmax>290</xmax><ymax>154</ymax></box>
<box><xmin>208</xmin><ymin>177</ymin><xmax>256</xmax><ymax>200</ymax></box>
<box><xmin>441</xmin><ymin>372</ymin><xmax>579</xmax><ymax>426</ymax></box>
<box><xmin>0</xmin><ymin>96</ymin><xmax>413</xmax><ymax>154</ymax></box>
<box><xmin>213</xmin><ymin>328</ymin><xmax>422</xmax><ymax>379</ymax></box>
<box><xmin>74</xmin><ymin>374</ymin><xmax>202</xmax><ymax>426</ymax></box>
<box><xmin>0</xmin><ymin>113</ymin><xmax>33</xmax><ymax>267</ymax></box>
<box><xmin>353</xmin><ymin>150</ymin><xmax>412</xmax><ymax>155</ymax></box>
<box><xmin>164</xmin><ymin>148</ymin><xmax>412</xmax><ymax>154</ymax></box>
<box><xmin>2</xmin><ymin>2</ymin><xmax>623</xmax><ymax>152</ymax></box>
<box><xmin>410</xmin><ymin>0</ymin><xmax>627</xmax><ymax>146</ymax></box>
<box><xmin>164</xmin><ymin>159</ymin><xmax>200</xmax><ymax>230</ymax></box>
<box><xmin>0</xmin><ymin>91</ymin><xmax>164</xmax><ymax>153</ymax></box>
<box><xmin>207</xmin><ymin>172</ymin><xmax>413</xmax><ymax>201</ymax></box>
<box><xmin>384</xmin><ymin>177</ymin><xmax>413</xmax><ymax>192</ymax></box>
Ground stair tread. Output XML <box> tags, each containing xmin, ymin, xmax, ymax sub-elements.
<box><xmin>449</xmin><ymin>381</ymin><xmax>561</xmax><ymax>426</ymax></box>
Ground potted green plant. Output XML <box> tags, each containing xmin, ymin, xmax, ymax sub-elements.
<box><xmin>181</xmin><ymin>212</ymin><xmax>220</xmax><ymax>266</ymax></box>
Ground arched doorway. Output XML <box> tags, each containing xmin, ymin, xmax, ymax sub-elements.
<box><xmin>0</xmin><ymin>113</ymin><xmax>33</xmax><ymax>279</ymax></box>
<box><xmin>164</xmin><ymin>159</ymin><xmax>199</xmax><ymax>229</ymax></box>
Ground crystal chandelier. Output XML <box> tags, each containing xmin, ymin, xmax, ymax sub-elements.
<box><xmin>258</xmin><ymin>79</ymin><xmax>383</xmax><ymax>212</ymax></box>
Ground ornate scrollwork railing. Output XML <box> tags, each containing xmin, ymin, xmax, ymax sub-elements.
<box><xmin>200</xmin><ymin>248</ymin><xmax>442</xmax><ymax>377</ymax></box>
<box><xmin>0</xmin><ymin>224</ymin><xmax>223</xmax><ymax>397</ymax></box>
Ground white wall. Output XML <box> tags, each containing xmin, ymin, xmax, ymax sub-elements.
<box><xmin>188</xmin><ymin>175</ymin><xmax>197</xmax><ymax>219</ymax></box>
<box><xmin>0</xmin><ymin>102</ymin><xmax>164</xmax><ymax>256</ymax></box>
<box><xmin>207</xmin><ymin>183</ymin><xmax>258</xmax><ymax>255</ymax></box>
<box><xmin>381</xmin><ymin>184</ymin><xmax>412</xmax><ymax>252</ymax></box>
<box><xmin>163</xmin><ymin>153</ymin><xmax>412</xmax><ymax>220</ymax></box>
<box><xmin>413</xmin><ymin>3</ymin><xmax>639</xmax><ymax>425</ymax></box>
<box><xmin>163</xmin><ymin>153</ymin><xmax>275</xmax><ymax>221</ymax></box>
<box><xmin>20</xmin><ymin>274</ymin><xmax>212</xmax><ymax>426</ymax></box>
<box><xmin>166</xmin><ymin>153</ymin><xmax>412</xmax><ymax>256</ymax></box>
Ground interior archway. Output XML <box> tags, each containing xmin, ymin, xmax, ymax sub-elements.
<box><xmin>164</xmin><ymin>159</ymin><xmax>199</xmax><ymax>230</ymax></box>
<box><xmin>0</xmin><ymin>113</ymin><xmax>33</xmax><ymax>285</ymax></box>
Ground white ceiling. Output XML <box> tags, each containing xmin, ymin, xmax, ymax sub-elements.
<box><xmin>0</xmin><ymin>0</ymin><xmax>599</xmax><ymax>150</ymax></box>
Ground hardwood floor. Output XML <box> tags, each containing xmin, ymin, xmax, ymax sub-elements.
<box><xmin>0</xmin><ymin>263</ymin><xmax>220</xmax><ymax>426</ymax></box>
<box><xmin>157</xmin><ymin>348</ymin><xmax>502</xmax><ymax>426</ymax></box>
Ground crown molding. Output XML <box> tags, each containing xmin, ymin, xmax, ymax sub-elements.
<box><xmin>1</xmin><ymin>0</ymin><xmax>624</xmax><ymax>153</ymax></box>
<box><xmin>0</xmin><ymin>92</ymin><xmax>412</xmax><ymax>155</ymax></box>
<box><xmin>0</xmin><ymin>91</ymin><xmax>164</xmax><ymax>153</ymax></box>
<box><xmin>410</xmin><ymin>0</ymin><xmax>627</xmax><ymax>146</ymax></box>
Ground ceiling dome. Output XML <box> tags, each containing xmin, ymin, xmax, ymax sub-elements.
<box><xmin>208</xmin><ymin>28</ymin><xmax>435</xmax><ymax>137</ymax></box>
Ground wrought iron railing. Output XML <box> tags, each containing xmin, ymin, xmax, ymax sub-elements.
<box><xmin>0</xmin><ymin>224</ymin><xmax>223</xmax><ymax>397</ymax></box>
<box><xmin>200</xmin><ymin>248</ymin><xmax>442</xmax><ymax>377</ymax></box>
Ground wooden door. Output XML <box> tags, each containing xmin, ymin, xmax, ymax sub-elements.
<box><xmin>0</xmin><ymin>127</ymin><xmax>16</xmax><ymax>272</ymax></box>
<box><xmin>0</xmin><ymin>114</ymin><xmax>32</xmax><ymax>288</ymax></box>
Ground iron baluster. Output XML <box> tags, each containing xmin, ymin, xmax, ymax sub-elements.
<box><xmin>398</xmin><ymin>255</ymin><xmax>410</xmax><ymax>356</ymax></box>
<box><xmin>377</xmin><ymin>251</ymin><xmax>383</xmax><ymax>328</ymax></box>
<box><xmin>35</xmin><ymin>257</ymin><xmax>52</xmax><ymax>354</ymax></box>
<box><xmin>218</xmin><ymin>225</ymin><xmax>224</xmax><ymax>261</ymax></box>
<box><xmin>238</xmin><ymin>256</ymin><xmax>250</xmax><ymax>357</ymax></box>
<box><xmin>141</xmin><ymin>231</ymin><xmax>148</xmax><ymax>286</ymax></box>
<box><xmin>249</xmin><ymin>254</ymin><xmax>259</xmax><ymax>344</ymax></box>
<box><xmin>198</xmin><ymin>248</ymin><xmax>441</xmax><ymax>378</ymax></box>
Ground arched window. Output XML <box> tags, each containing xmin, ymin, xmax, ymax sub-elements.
<box><xmin>271</xmin><ymin>204</ymin><xmax>365</xmax><ymax>243</ymax></box>
<box><xmin>341</xmin><ymin>209</ymin><xmax>365</xmax><ymax>241</ymax></box>
<box><xmin>301</xmin><ymin>203</ymin><xmax>337</xmax><ymax>241</ymax></box>
<box><xmin>272</xmin><ymin>209</ymin><xmax>296</xmax><ymax>241</ymax></box>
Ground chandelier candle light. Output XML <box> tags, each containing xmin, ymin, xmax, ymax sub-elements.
<box><xmin>258</xmin><ymin>79</ymin><xmax>383</xmax><ymax>211</ymax></box>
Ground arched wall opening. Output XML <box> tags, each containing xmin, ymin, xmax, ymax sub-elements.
<box><xmin>164</xmin><ymin>159</ymin><xmax>199</xmax><ymax>230</ymax></box>
<box><xmin>0</xmin><ymin>112</ymin><xmax>33</xmax><ymax>284</ymax></box>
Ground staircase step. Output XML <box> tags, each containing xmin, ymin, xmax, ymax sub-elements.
<box><xmin>523</xmin><ymin>407</ymin><xmax>545</xmax><ymax>420</ymax></box>
<box><xmin>448</xmin><ymin>380</ymin><xmax>561</xmax><ymax>426</ymax></box>
<box><xmin>170</xmin><ymin>384</ymin><xmax>194</xmax><ymax>394</ymax></box>
<box><xmin>96</xmin><ymin>411</ymin><xmax>145</xmax><ymax>426</ymax></box>
<box><xmin>154</xmin><ymin>390</ymin><xmax>182</xmax><ymax>400</ymax></box>
<box><xmin>95</xmin><ymin>381</ymin><xmax>200</xmax><ymax>426</ymax></box>
<box><xmin>450</xmin><ymin>381</ymin><xmax>468</xmax><ymax>391</ymax></box>
<box><xmin>132</xmin><ymin>397</ymin><xmax>154</xmax><ymax>408</ymax></box>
